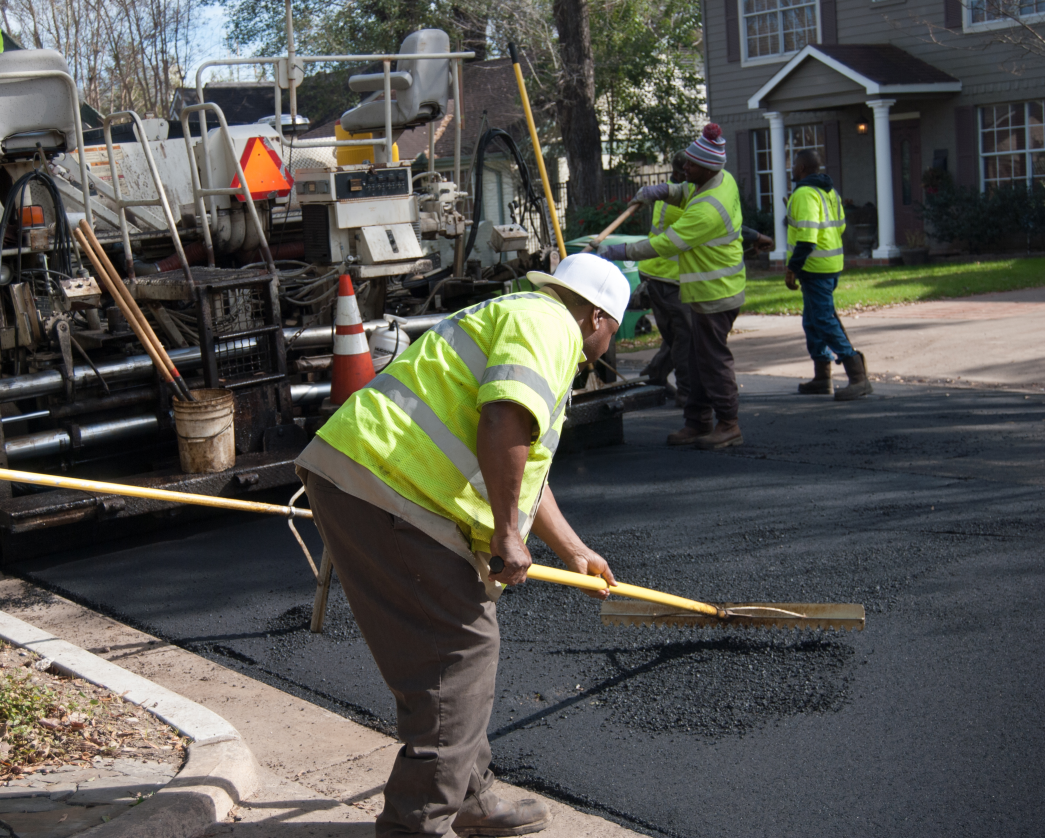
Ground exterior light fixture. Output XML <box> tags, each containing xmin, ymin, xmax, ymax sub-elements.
<box><xmin>856</xmin><ymin>122</ymin><xmax>869</xmax><ymax>135</ymax></box>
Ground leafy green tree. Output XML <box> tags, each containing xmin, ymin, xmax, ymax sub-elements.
<box><xmin>591</xmin><ymin>0</ymin><xmax>704</xmax><ymax>167</ymax></box>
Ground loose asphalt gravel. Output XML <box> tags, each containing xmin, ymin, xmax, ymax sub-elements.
<box><xmin>9</xmin><ymin>374</ymin><xmax>1045</xmax><ymax>837</ymax></box>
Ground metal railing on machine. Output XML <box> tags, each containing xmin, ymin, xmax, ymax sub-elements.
<box><xmin>190</xmin><ymin>0</ymin><xmax>474</xmax><ymax>240</ymax></box>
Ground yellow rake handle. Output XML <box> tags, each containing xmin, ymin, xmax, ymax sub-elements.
<box><xmin>491</xmin><ymin>558</ymin><xmax>723</xmax><ymax>618</ymax></box>
<box><xmin>0</xmin><ymin>468</ymin><xmax>313</xmax><ymax>519</ymax></box>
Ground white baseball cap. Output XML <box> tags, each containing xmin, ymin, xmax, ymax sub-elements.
<box><xmin>527</xmin><ymin>253</ymin><xmax>631</xmax><ymax>324</ymax></box>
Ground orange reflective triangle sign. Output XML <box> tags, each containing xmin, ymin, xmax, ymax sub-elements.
<box><xmin>231</xmin><ymin>136</ymin><xmax>293</xmax><ymax>201</ymax></box>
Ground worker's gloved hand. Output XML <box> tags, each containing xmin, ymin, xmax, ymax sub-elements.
<box><xmin>561</xmin><ymin>547</ymin><xmax>618</xmax><ymax>601</ymax></box>
<box><xmin>629</xmin><ymin>182</ymin><xmax>671</xmax><ymax>206</ymax></box>
<box><xmin>597</xmin><ymin>243</ymin><xmax>628</xmax><ymax>262</ymax></box>
<box><xmin>785</xmin><ymin>269</ymin><xmax>799</xmax><ymax>291</ymax></box>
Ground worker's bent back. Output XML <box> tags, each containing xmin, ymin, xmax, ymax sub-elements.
<box><xmin>317</xmin><ymin>290</ymin><xmax>584</xmax><ymax>554</ymax></box>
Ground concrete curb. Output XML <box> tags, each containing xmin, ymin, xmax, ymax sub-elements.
<box><xmin>0</xmin><ymin>610</ymin><xmax>259</xmax><ymax>838</ymax></box>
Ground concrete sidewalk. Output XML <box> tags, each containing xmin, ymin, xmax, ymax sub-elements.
<box><xmin>0</xmin><ymin>578</ymin><xmax>641</xmax><ymax>838</ymax></box>
<box><xmin>622</xmin><ymin>287</ymin><xmax>1045</xmax><ymax>391</ymax></box>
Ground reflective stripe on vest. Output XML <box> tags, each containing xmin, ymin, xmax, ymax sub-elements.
<box><xmin>537</xmin><ymin>389</ymin><xmax>570</xmax><ymax>454</ymax></box>
<box><xmin>651</xmin><ymin>200</ymin><xmax>670</xmax><ymax>235</ymax></box>
<box><xmin>684</xmin><ymin>194</ymin><xmax>742</xmax><ymax>249</ymax></box>
<box><xmin>786</xmin><ymin>187</ymin><xmax>845</xmax><ymax>268</ymax></box>
<box><xmin>680</xmin><ymin>261</ymin><xmax>746</xmax><ymax>284</ymax></box>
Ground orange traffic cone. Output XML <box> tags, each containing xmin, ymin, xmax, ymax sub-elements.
<box><xmin>331</xmin><ymin>274</ymin><xmax>375</xmax><ymax>405</ymax></box>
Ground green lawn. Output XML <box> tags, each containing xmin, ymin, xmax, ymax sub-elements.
<box><xmin>742</xmin><ymin>257</ymin><xmax>1045</xmax><ymax>316</ymax></box>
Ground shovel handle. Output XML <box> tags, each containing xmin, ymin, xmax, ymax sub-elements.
<box><xmin>581</xmin><ymin>204</ymin><xmax>639</xmax><ymax>253</ymax></box>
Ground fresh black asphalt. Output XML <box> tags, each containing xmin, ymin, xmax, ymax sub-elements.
<box><xmin>9</xmin><ymin>375</ymin><xmax>1045</xmax><ymax>837</ymax></box>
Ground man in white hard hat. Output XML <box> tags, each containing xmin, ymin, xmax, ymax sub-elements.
<box><xmin>297</xmin><ymin>252</ymin><xmax>629</xmax><ymax>837</ymax></box>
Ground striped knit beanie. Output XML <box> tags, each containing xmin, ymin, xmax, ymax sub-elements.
<box><xmin>685</xmin><ymin>124</ymin><xmax>726</xmax><ymax>171</ymax></box>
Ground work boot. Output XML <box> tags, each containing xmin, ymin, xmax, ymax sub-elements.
<box><xmin>667</xmin><ymin>409</ymin><xmax>713</xmax><ymax>445</ymax></box>
<box><xmin>834</xmin><ymin>351</ymin><xmax>873</xmax><ymax>401</ymax></box>
<box><xmin>798</xmin><ymin>359</ymin><xmax>833</xmax><ymax>395</ymax></box>
<box><xmin>692</xmin><ymin>420</ymin><xmax>743</xmax><ymax>450</ymax></box>
<box><xmin>453</xmin><ymin>792</ymin><xmax>552</xmax><ymax>836</ymax></box>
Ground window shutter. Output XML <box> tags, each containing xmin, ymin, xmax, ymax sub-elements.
<box><xmin>943</xmin><ymin>0</ymin><xmax>963</xmax><ymax>30</ymax></box>
<box><xmin>954</xmin><ymin>106</ymin><xmax>977</xmax><ymax>188</ymax></box>
<box><xmin>820</xmin><ymin>0</ymin><xmax>838</xmax><ymax>44</ymax></box>
<box><xmin>823</xmin><ymin>120</ymin><xmax>842</xmax><ymax>193</ymax></box>
<box><xmin>735</xmin><ymin>130</ymin><xmax>753</xmax><ymax>201</ymax></box>
<box><xmin>726</xmin><ymin>0</ymin><xmax>741</xmax><ymax>63</ymax></box>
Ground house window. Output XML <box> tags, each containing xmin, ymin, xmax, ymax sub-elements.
<box><xmin>968</xmin><ymin>0</ymin><xmax>1045</xmax><ymax>25</ymax></box>
<box><xmin>980</xmin><ymin>101</ymin><xmax>1045</xmax><ymax>189</ymax></box>
<box><xmin>743</xmin><ymin>0</ymin><xmax>818</xmax><ymax>61</ymax></box>
<box><xmin>752</xmin><ymin>124</ymin><xmax>826</xmax><ymax>210</ymax></box>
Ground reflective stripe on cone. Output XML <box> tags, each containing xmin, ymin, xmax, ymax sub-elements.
<box><xmin>331</xmin><ymin>275</ymin><xmax>376</xmax><ymax>405</ymax></box>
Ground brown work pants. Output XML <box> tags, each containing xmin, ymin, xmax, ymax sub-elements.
<box><xmin>303</xmin><ymin>471</ymin><xmax>498</xmax><ymax>838</ymax></box>
<box><xmin>683</xmin><ymin>305</ymin><xmax>741</xmax><ymax>426</ymax></box>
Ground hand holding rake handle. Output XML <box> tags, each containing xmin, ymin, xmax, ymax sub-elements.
<box><xmin>581</xmin><ymin>204</ymin><xmax>639</xmax><ymax>253</ymax></box>
<box><xmin>490</xmin><ymin>555</ymin><xmax>728</xmax><ymax>618</ymax></box>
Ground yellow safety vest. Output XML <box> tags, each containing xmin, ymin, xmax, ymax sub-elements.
<box><xmin>649</xmin><ymin>171</ymin><xmax>746</xmax><ymax>306</ymax></box>
<box><xmin>317</xmin><ymin>290</ymin><xmax>584</xmax><ymax>554</ymax></box>
<box><xmin>786</xmin><ymin>186</ymin><xmax>846</xmax><ymax>274</ymax></box>
<box><xmin>638</xmin><ymin>183</ymin><xmax>695</xmax><ymax>284</ymax></box>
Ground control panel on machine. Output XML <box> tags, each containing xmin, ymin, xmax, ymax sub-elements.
<box><xmin>334</xmin><ymin>169</ymin><xmax>410</xmax><ymax>200</ymax></box>
<box><xmin>295</xmin><ymin>166</ymin><xmax>411</xmax><ymax>202</ymax></box>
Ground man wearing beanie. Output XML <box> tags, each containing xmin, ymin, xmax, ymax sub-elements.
<box><xmin>296</xmin><ymin>253</ymin><xmax>628</xmax><ymax>837</ymax></box>
<box><xmin>598</xmin><ymin>124</ymin><xmax>769</xmax><ymax>450</ymax></box>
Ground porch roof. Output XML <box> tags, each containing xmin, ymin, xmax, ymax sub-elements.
<box><xmin>747</xmin><ymin>44</ymin><xmax>961</xmax><ymax>111</ymax></box>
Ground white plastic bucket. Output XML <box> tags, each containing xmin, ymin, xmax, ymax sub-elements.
<box><xmin>368</xmin><ymin>321</ymin><xmax>410</xmax><ymax>372</ymax></box>
<box><xmin>173</xmin><ymin>388</ymin><xmax>235</xmax><ymax>474</ymax></box>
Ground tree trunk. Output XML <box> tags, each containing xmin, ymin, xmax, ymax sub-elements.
<box><xmin>552</xmin><ymin>0</ymin><xmax>602</xmax><ymax>208</ymax></box>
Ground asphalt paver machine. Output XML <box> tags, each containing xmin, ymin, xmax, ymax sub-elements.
<box><xmin>0</xmin><ymin>10</ymin><xmax>662</xmax><ymax>559</ymax></box>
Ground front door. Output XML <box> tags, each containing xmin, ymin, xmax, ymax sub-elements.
<box><xmin>890</xmin><ymin>119</ymin><xmax>923</xmax><ymax>246</ymax></box>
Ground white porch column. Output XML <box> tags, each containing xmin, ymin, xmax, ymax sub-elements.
<box><xmin>869</xmin><ymin>98</ymin><xmax>900</xmax><ymax>259</ymax></box>
<box><xmin>765</xmin><ymin>111</ymin><xmax>788</xmax><ymax>262</ymax></box>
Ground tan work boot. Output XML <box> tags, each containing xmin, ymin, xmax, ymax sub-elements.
<box><xmin>453</xmin><ymin>792</ymin><xmax>552</xmax><ymax>836</ymax></box>
<box><xmin>667</xmin><ymin>409</ymin><xmax>713</xmax><ymax>445</ymax></box>
<box><xmin>692</xmin><ymin>420</ymin><xmax>743</xmax><ymax>450</ymax></box>
<box><xmin>834</xmin><ymin>351</ymin><xmax>873</xmax><ymax>401</ymax></box>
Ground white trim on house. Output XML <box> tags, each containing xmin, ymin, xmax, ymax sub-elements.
<box><xmin>963</xmin><ymin>3</ymin><xmax>1045</xmax><ymax>33</ymax></box>
<box><xmin>740</xmin><ymin>0</ymin><xmax>822</xmax><ymax>68</ymax></box>
<box><xmin>746</xmin><ymin>45</ymin><xmax>962</xmax><ymax>110</ymax></box>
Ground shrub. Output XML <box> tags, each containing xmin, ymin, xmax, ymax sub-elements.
<box><xmin>740</xmin><ymin>194</ymin><xmax>774</xmax><ymax>236</ymax></box>
<box><xmin>918</xmin><ymin>187</ymin><xmax>1005</xmax><ymax>254</ymax></box>
<box><xmin>919</xmin><ymin>181</ymin><xmax>1045</xmax><ymax>254</ymax></box>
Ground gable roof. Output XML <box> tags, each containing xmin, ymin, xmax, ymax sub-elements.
<box><xmin>748</xmin><ymin>44</ymin><xmax>961</xmax><ymax>110</ymax></box>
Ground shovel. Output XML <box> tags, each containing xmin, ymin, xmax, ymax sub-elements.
<box><xmin>489</xmin><ymin>557</ymin><xmax>864</xmax><ymax>632</ymax></box>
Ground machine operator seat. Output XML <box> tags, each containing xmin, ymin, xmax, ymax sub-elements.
<box><xmin>0</xmin><ymin>49</ymin><xmax>78</xmax><ymax>159</ymax></box>
<box><xmin>340</xmin><ymin>29</ymin><xmax>451</xmax><ymax>138</ymax></box>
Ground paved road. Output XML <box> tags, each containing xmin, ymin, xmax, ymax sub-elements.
<box><xmin>12</xmin><ymin>375</ymin><xmax>1045</xmax><ymax>837</ymax></box>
